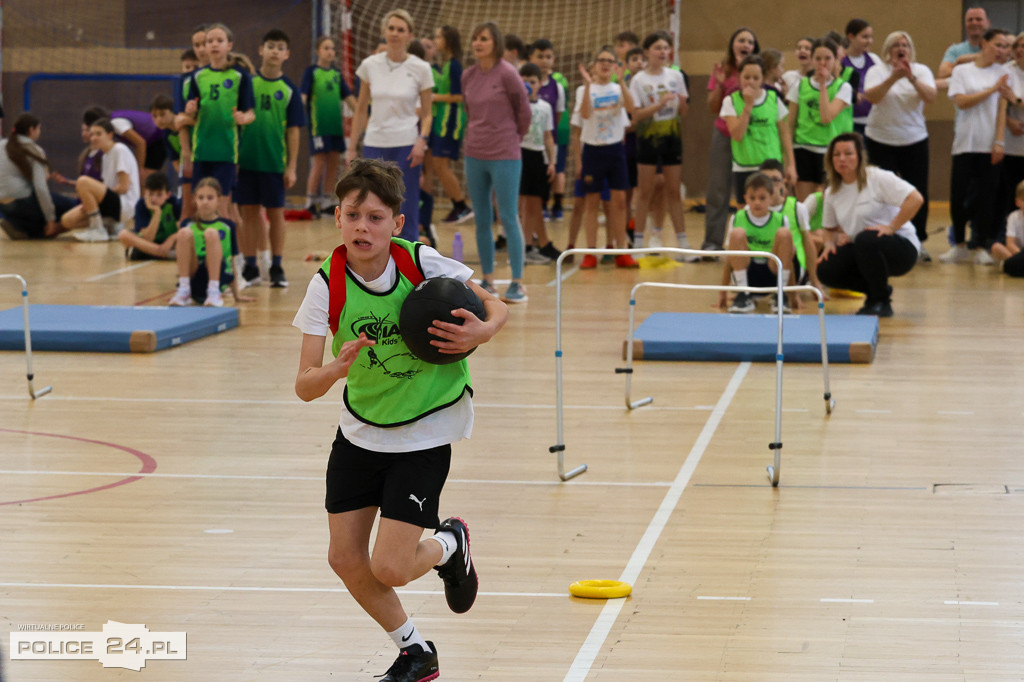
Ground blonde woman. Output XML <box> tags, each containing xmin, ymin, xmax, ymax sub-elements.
<box><xmin>347</xmin><ymin>9</ymin><xmax>434</xmax><ymax>242</ymax></box>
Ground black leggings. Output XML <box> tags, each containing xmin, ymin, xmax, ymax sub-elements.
<box><xmin>950</xmin><ymin>152</ymin><xmax>1002</xmax><ymax>249</ymax></box>
<box><xmin>865</xmin><ymin>136</ymin><xmax>929</xmax><ymax>242</ymax></box>
<box><xmin>817</xmin><ymin>231</ymin><xmax>917</xmax><ymax>303</ymax></box>
<box><xmin>1004</xmin><ymin>251</ymin><xmax>1024</xmax><ymax>277</ymax></box>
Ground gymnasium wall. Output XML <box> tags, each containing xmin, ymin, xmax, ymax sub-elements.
<box><xmin>1</xmin><ymin>0</ymin><xmax>963</xmax><ymax>200</ymax></box>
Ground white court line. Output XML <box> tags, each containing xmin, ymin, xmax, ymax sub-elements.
<box><xmin>563</xmin><ymin>361</ymin><xmax>749</xmax><ymax>682</ymax></box>
<box><xmin>0</xmin><ymin>394</ymin><xmax>713</xmax><ymax>411</ymax></box>
<box><xmin>937</xmin><ymin>410</ymin><xmax>974</xmax><ymax>416</ymax></box>
<box><xmin>0</xmin><ymin>469</ymin><xmax>672</xmax><ymax>488</ymax></box>
<box><xmin>697</xmin><ymin>596</ymin><xmax>751</xmax><ymax>601</ymax></box>
<box><xmin>0</xmin><ymin>581</ymin><xmax>564</xmax><ymax>599</ymax></box>
<box><xmin>85</xmin><ymin>262</ymin><xmax>154</xmax><ymax>282</ymax></box>
<box><xmin>821</xmin><ymin>598</ymin><xmax>874</xmax><ymax>603</ymax></box>
<box><xmin>855</xmin><ymin>409</ymin><xmax>892</xmax><ymax>414</ymax></box>
<box><xmin>944</xmin><ymin>600</ymin><xmax>999</xmax><ymax>606</ymax></box>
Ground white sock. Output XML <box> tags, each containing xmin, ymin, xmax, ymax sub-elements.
<box><xmin>88</xmin><ymin>211</ymin><xmax>102</xmax><ymax>231</ymax></box>
<box><xmin>731</xmin><ymin>269</ymin><xmax>748</xmax><ymax>287</ymax></box>
<box><xmin>780</xmin><ymin>269</ymin><xmax>791</xmax><ymax>287</ymax></box>
<box><xmin>258</xmin><ymin>249</ymin><xmax>271</xmax><ymax>265</ymax></box>
<box><xmin>177</xmin><ymin>276</ymin><xmax>190</xmax><ymax>291</ymax></box>
<box><xmin>305</xmin><ymin>194</ymin><xmax>316</xmax><ymax>206</ymax></box>
<box><xmin>207</xmin><ymin>281</ymin><xmax>220</xmax><ymax>297</ymax></box>
<box><xmin>388</xmin><ymin>619</ymin><xmax>431</xmax><ymax>653</ymax></box>
<box><xmin>430</xmin><ymin>530</ymin><xmax>457</xmax><ymax>566</ymax></box>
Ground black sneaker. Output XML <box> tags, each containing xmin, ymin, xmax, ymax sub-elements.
<box><xmin>241</xmin><ymin>263</ymin><xmax>261</xmax><ymax>288</ymax></box>
<box><xmin>728</xmin><ymin>291</ymin><xmax>756</xmax><ymax>313</ymax></box>
<box><xmin>538</xmin><ymin>242</ymin><xmax>562</xmax><ymax>261</ymax></box>
<box><xmin>377</xmin><ymin>642</ymin><xmax>439</xmax><ymax>682</ymax></box>
<box><xmin>856</xmin><ymin>300</ymin><xmax>894</xmax><ymax>317</ymax></box>
<box><xmin>494</xmin><ymin>234</ymin><xmax>507</xmax><ymax>251</ymax></box>
<box><xmin>434</xmin><ymin>517</ymin><xmax>477</xmax><ymax>614</ymax></box>
<box><xmin>269</xmin><ymin>264</ymin><xmax>288</xmax><ymax>288</ymax></box>
<box><xmin>303</xmin><ymin>203</ymin><xmax>321</xmax><ymax>220</ymax></box>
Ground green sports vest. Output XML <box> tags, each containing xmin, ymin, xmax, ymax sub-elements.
<box><xmin>310</xmin><ymin>67</ymin><xmax>344</xmax><ymax>137</ymax></box>
<box><xmin>734</xmin><ymin>208</ymin><xmax>785</xmax><ymax>263</ymax></box>
<box><xmin>808</xmin><ymin>191</ymin><xmax>823</xmax><ymax>231</ymax></box>
<box><xmin>188</xmin><ymin>217</ymin><xmax>235</xmax><ymax>278</ymax></box>
<box><xmin>552</xmin><ymin>72</ymin><xmax>570</xmax><ymax>145</ymax></box>
<box><xmin>780</xmin><ymin>196</ymin><xmax>806</xmax><ymax>270</ymax></box>
<box><xmin>729</xmin><ymin>89</ymin><xmax>783</xmax><ymax>168</ymax></box>
<box><xmin>795</xmin><ymin>76</ymin><xmax>847</xmax><ymax>147</ymax></box>
<box><xmin>320</xmin><ymin>237</ymin><xmax>473</xmax><ymax>428</ymax></box>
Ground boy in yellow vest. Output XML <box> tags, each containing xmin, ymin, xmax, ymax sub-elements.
<box><xmin>292</xmin><ymin>158</ymin><xmax>507</xmax><ymax>681</ymax></box>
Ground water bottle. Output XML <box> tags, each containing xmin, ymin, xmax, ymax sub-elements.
<box><xmin>452</xmin><ymin>232</ymin><xmax>463</xmax><ymax>262</ymax></box>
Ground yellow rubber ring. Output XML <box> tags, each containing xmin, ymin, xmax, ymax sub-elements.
<box><xmin>569</xmin><ymin>579</ymin><xmax>632</xmax><ymax>599</ymax></box>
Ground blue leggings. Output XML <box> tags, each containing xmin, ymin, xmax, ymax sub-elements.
<box><xmin>464</xmin><ymin>156</ymin><xmax>523</xmax><ymax>279</ymax></box>
<box><xmin>362</xmin><ymin>144</ymin><xmax>421</xmax><ymax>243</ymax></box>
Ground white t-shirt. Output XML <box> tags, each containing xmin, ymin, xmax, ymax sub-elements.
<box><xmin>522</xmin><ymin>98</ymin><xmax>554</xmax><ymax>154</ymax></box>
<box><xmin>719</xmin><ymin>90</ymin><xmax>789</xmax><ymax>171</ymax></box>
<box><xmin>781</xmin><ymin>70</ymin><xmax>803</xmax><ymax>96</ymax></box>
<box><xmin>1005</xmin><ymin>63</ymin><xmax>1024</xmax><ymax>157</ymax></box>
<box><xmin>948</xmin><ymin>60</ymin><xmax>1008</xmax><ymax>155</ymax></box>
<box><xmin>573</xmin><ymin>81</ymin><xmax>629</xmax><ymax>146</ymax></box>
<box><xmin>1007</xmin><ymin>209</ymin><xmax>1024</xmax><ymax>245</ymax></box>
<box><xmin>863</xmin><ymin>62</ymin><xmax>935</xmax><ymax>147</ymax></box>
<box><xmin>100</xmin><ymin>142</ymin><xmax>140</xmax><ymax>222</ymax></box>
<box><xmin>356</xmin><ymin>52</ymin><xmax>435</xmax><ymax>148</ymax></box>
<box><xmin>822</xmin><ymin>166</ymin><xmax>920</xmax><ymax>253</ymax></box>
<box><xmin>628</xmin><ymin>68</ymin><xmax>688</xmax><ymax>122</ymax></box>
<box><xmin>292</xmin><ymin>246</ymin><xmax>476</xmax><ymax>452</ymax></box>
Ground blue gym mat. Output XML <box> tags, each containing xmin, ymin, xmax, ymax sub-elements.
<box><xmin>626</xmin><ymin>312</ymin><xmax>878</xmax><ymax>363</ymax></box>
<box><xmin>0</xmin><ymin>305</ymin><xmax>239</xmax><ymax>353</ymax></box>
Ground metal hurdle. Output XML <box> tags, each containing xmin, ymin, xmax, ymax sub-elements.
<box><xmin>1</xmin><ymin>274</ymin><xmax>53</xmax><ymax>399</ymax></box>
<box><xmin>551</xmin><ymin>247</ymin><xmax>836</xmax><ymax>487</ymax></box>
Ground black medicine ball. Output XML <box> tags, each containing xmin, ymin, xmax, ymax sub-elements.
<box><xmin>400</xmin><ymin>277</ymin><xmax>485</xmax><ymax>364</ymax></box>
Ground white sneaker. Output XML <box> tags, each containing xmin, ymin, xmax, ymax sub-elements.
<box><xmin>204</xmin><ymin>287</ymin><xmax>224</xmax><ymax>307</ymax></box>
<box><xmin>74</xmin><ymin>225</ymin><xmax>110</xmax><ymax>242</ymax></box>
<box><xmin>673</xmin><ymin>233</ymin><xmax>700</xmax><ymax>263</ymax></box>
<box><xmin>918</xmin><ymin>246</ymin><xmax>931</xmax><ymax>263</ymax></box>
<box><xmin>938</xmin><ymin>245</ymin><xmax>971</xmax><ymax>263</ymax></box>
<box><xmin>168</xmin><ymin>287</ymin><xmax>192</xmax><ymax>306</ymax></box>
<box><xmin>645</xmin><ymin>229</ymin><xmax>663</xmax><ymax>250</ymax></box>
<box><xmin>974</xmin><ymin>249</ymin><xmax>995</xmax><ymax>265</ymax></box>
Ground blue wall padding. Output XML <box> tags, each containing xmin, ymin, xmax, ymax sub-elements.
<box><xmin>628</xmin><ymin>313</ymin><xmax>878</xmax><ymax>363</ymax></box>
<box><xmin>0</xmin><ymin>305</ymin><xmax>239</xmax><ymax>353</ymax></box>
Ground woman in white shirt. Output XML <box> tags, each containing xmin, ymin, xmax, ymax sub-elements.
<box><xmin>818</xmin><ymin>133</ymin><xmax>923</xmax><ymax>318</ymax></box>
<box><xmin>941</xmin><ymin>28</ymin><xmax>1012</xmax><ymax>264</ymax></box>
<box><xmin>347</xmin><ymin>9</ymin><xmax>434</xmax><ymax>243</ymax></box>
<box><xmin>863</xmin><ymin>31</ymin><xmax>936</xmax><ymax>258</ymax></box>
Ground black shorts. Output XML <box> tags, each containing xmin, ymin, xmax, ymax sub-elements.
<box><xmin>636</xmin><ymin>133</ymin><xmax>683</xmax><ymax>167</ymax></box>
<box><xmin>325</xmin><ymin>428</ymin><xmax>452</xmax><ymax>529</ymax></box>
<box><xmin>794</xmin><ymin>147</ymin><xmax>825</xmax><ymax>184</ymax></box>
<box><xmin>519</xmin><ymin>149</ymin><xmax>550</xmax><ymax>200</ymax></box>
<box><xmin>98</xmin><ymin>187</ymin><xmax>121</xmax><ymax>220</ymax></box>
<box><xmin>188</xmin><ymin>259</ymin><xmax>232</xmax><ymax>304</ymax></box>
<box><xmin>748</xmin><ymin>260</ymin><xmax>777</xmax><ymax>287</ymax></box>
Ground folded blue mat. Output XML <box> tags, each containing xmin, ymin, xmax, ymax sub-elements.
<box><xmin>0</xmin><ymin>305</ymin><xmax>239</xmax><ymax>353</ymax></box>
<box><xmin>626</xmin><ymin>312</ymin><xmax>878</xmax><ymax>363</ymax></box>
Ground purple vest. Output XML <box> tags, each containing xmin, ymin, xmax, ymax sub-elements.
<box><xmin>111</xmin><ymin>110</ymin><xmax>162</xmax><ymax>145</ymax></box>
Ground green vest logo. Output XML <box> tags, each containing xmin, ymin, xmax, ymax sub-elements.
<box><xmin>351</xmin><ymin>312</ymin><xmax>421</xmax><ymax>380</ymax></box>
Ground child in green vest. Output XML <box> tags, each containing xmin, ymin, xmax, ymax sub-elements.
<box><xmin>118</xmin><ymin>171</ymin><xmax>180</xmax><ymax>260</ymax></box>
<box><xmin>293</xmin><ymin>158</ymin><xmax>507</xmax><ymax>681</ymax></box>
<box><xmin>168</xmin><ymin>178</ymin><xmax>254</xmax><ymax>307</ymax></box>
<box><xmin>719</xmin><ymin>172</ymin><xmax>795</xmax><ymax>313</ymax></box>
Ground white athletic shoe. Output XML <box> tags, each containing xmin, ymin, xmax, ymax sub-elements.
<box><xmin>168</xmin><ymin>287</ymin><xmax>192</xmax><ymax>307</ymax></box>
<box><xmin>938</xmin><ymin>245</ymin><xmax>971</xmax><ymax>263</ymax></box>
<box><xmin>974</xmin><ymin>249</ymin><xmax>995</xmax><ymax>265</ymax></box>
<box><xmin>74</xmin><ymin>225</ymin><xmax>110</xmax><ymax>242</ymax></box>
<box><xmin>204</xmin><ymin>287</ymin><xmax>224</xmax><ymax>307</ymax></box>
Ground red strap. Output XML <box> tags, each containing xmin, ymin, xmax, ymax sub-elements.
<box><xmin>328</xmin><ymin>241</ymin><xmax>425</xmax><ymax>336</ymax></box>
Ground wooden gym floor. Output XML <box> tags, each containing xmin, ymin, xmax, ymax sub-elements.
<box><xmin>3</xmin><ymin>204</ymin><xmax>1024</xmax><ymax>681</ymax></box>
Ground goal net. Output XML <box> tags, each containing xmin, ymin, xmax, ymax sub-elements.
<box><xmin>328</xmin><ymin>0</ymin><xmax>674</xmax><ymax>202</ymax></box>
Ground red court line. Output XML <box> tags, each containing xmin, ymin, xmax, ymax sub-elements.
<box><xmin>133</xmin><ymin>289</ymin><xmax>176</xmax><ymax>306</ymax></box>
<box><xmin>0</xmin><ymin>428</ymin><xmax>158</xmax><ymax>506</ymax></box>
